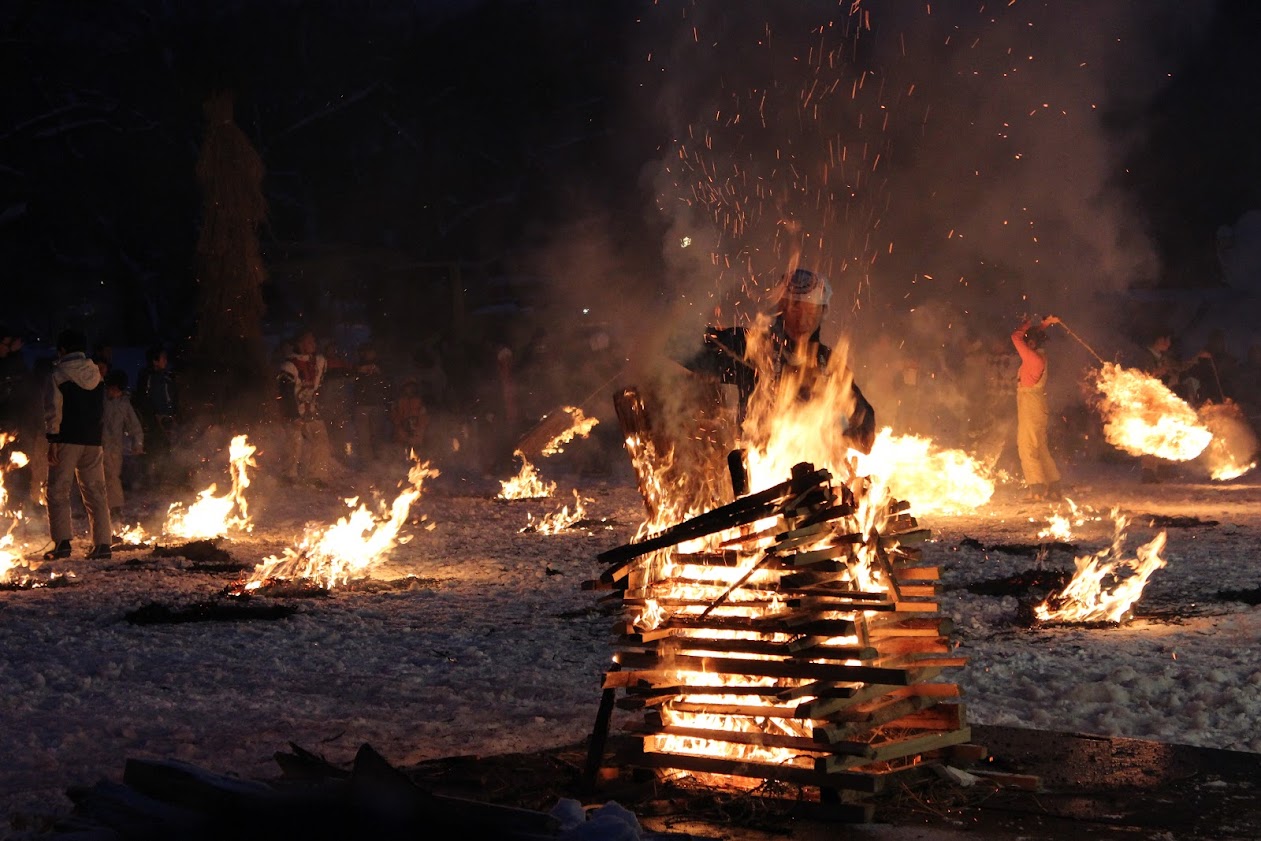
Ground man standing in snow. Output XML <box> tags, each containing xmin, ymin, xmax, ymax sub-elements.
<box><xmin>42</xmin><ymin>328</ymin><xmax>113</xmax><ymax>560</ymax></box>
<box><xmin>1011</xmin><ymin>315</ymin><xmax>1063</xmax><ymax>502</ymax></box>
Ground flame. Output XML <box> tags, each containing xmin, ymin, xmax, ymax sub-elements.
<box><xmin>620</xmin><ymin>327</ymin><xmax>934</xmax><ymax>771</ymax></box>
<box><xmin>0</xmin><ymin>533</ymin><xmax>19</xmax><ymax>583</ymax></box>
<box><xmin>0</xmin><ymin>432</ymin><xmax>26</xmax><ymax>581</ymax></box>
<box><xmin>1034</xmin><ymin>512</ymin><xmax>1167</xmax><ymax>623</ymax></box>
<box><xmin>853</xmin><ymin>428</ymin><xmax>993</xmax><ymax>515</ymax></box>
<box><xmin>1036</xmin><ymin>498</ymin><xmax>1098</xmax><ymax>542</ymax></box>
<box><xmin>497</xmin><ymin>454</ymin><xmax>556</xmax><ymax>499</ymax></box>
<box><xmin>115</xmin><ymin>523</ymin><xmax>153</xmax><ymax>546</ymax></box>
<box><xmin>539</xmin><ymin>406</ymin><xmax>598</xmax><ymax>455</ymax></box>
<box><xmin>243</xmin><ymin>459</ymin><xmax>437</xmax><ymax>590</ymax></box>
<box><xmin>1092</xmin><ymin>363</ymin><xmax>1211</xmax><ymax>461</ymax></box>
<box><xmin>1198</xmin><ymin>400</ymin><xmax>1258</xmax><ymax>480</ymax></box>
<box><xmin>522</xmin><ymin>489</ymin><xmax>587</xmax><ymax>534</ymax></box>
<box><xmin>498</xmin><ymin>407</ymin><xmax>599</xmax><ymax>500</ymax></box>
<box><xmin>164</xmin><ymin>435</ymin><xmax>257</xmax><ymax>539</ymax></box>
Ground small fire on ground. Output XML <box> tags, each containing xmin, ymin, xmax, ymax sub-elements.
<box><xmin>0</xmin><ymin>432</ymin><xmax>29</xmax><ymax>582</ymax></box>
<box><xmin>521</xmin><ymin>489</ymin><xmax>588</xmax><ymax>534</ymax></box>
<box><xmin>163</xmin><ymin>435</ymin><xmax>258</xmax><ymax>540</ymax></box>
<box><xmin>233</xmin><ymin>458</ymin><xmax>438</xmax><ymax>593</ymax></box>
<box><xmin>117</xmin><ymin>435</ymin><xmax>258</xmax><ymax>545</ymax></box>
<box><xmin>1035</xmin><ymin>498</ymin><xmax>1101</xmax><ymax>543</ymax></box>
<box><xmin>1034</xmin><ymin>511</ymin><xmax>1168</xmax><ymax>624</ymax></box>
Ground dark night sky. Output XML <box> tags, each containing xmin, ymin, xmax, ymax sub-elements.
<box><xmin>4</xmin><ymin>0</ymin><xmax>1261</xmax><ymax>369</ymax></box>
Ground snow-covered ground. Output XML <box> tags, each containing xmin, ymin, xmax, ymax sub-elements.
<box><xmin>1</xmin><ymin>440</ymin><xmax>1259</xmax><ymax>834</ymax></box>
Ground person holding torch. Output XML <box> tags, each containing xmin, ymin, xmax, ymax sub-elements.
<box><xmin>1011</xmin><ymin>314</ymin><xmax>1063</xmax><ymax>502</ymax></box>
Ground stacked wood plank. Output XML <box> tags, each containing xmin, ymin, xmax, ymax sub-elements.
<box><xmin>588</xmin><ymin>461</ymin><xmax>971</xmax><ymax>821</ymax></box>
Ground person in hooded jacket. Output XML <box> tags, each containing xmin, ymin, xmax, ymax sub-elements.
<box><xmin>42</xmin><ymin>328</ymin><xmax>113</xmax><ymax>560</ymax></box>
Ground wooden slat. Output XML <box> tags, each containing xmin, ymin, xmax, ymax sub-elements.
<box><xmin>624</xmin><ymin>745</ymin><xmax>884</xmax><ymax>796</ymax></box>
<box><xmin>816</xmin><ymin>726</ymin><xmax>972</xmax><ymax>772</ymax></box>
<box><xmin>793</xmin><ymin>670</ymin><xmax>948</xmax><ymax>719</ymax></box>
<box><xmin>866</xmin><ymin>616</ymin><xmax>953</xmax><ymax>637</ymax></box>
<box><xmin>613</xmin><ymin>652</ymin><xmax>920</xmax><ymax>686</ymax></box>
<box><xmin>779</xmin><ymin>543</ymin><xmax>855</xmax><ymax>567</ymax></box>
<box><xmin>624</xmin><ymin>637</ymin><xmax>878</xmax><ymax>661</ymax></box>
<box><xmin>661</xmin><ymin>702</ymin><xmax>803</xmax><ymax>719</ymax></box>
<box><xmin>892</xmin><ymin>566</ymin><xmax>940</xmax><ymax>582</ymax></box>
<box><xmin>625</xmin><ymin>721</ymin><xmax>822</xmax><ymax>751</ymax></box>
<box><xmin>813</xmin><ymin>695</ymin><xmax>948</xmax><ymax>743</ymax></box>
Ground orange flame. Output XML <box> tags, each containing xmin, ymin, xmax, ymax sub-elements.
<box><xmin>1036</xmin><ymin>498</ymin><xmax>1099</xmax><ymax>542</ymax></box>
<box><xmin>853</xmin><ymin>428</ymin><xmax>994</xmax><ymax>515</ymax></box>
<box><xmin>522</xmin><ymin>489</ymin><xmax>588</xmax><ymax>534</ymax></box>
<box><xmin>0</xmin><ymin>432</ymin><xmax>26</xmax><ymax>581</ymax></box>
<box><xmin>1198</xmin><ymin>400</ymin><xmax>1257</xmax><ymax>481</ymax></box>
<box><xmin>243</xmin><ymin>459</ymin><xmax>437</xmax><ymax>590</ymax></box>
<box><xmin>164</xmin><ymin>435</ymin><xmax>257</xmax><ymax>539</ymax></box>
<box><xmin>539</xmin><ymin>406</ymin><xmax>599</xmax><ymax>455</ymax></box>
<box><xmin>497</xmin><ymin>455</ymin><xmax>556</xmax><ymax>499</ymax></box>
<box><xmin>1034</xmin><ymin>512</ymin><xmax>1167</xmax><ymax>623</ymax></box>
<box><xmin>498</xmin><ymin>407</ymin><xmax>599</xmax><ymax>500</ymax></box>
<box><xmin>1092</xmin><ymin>363</ymin><xmax>1211</xmax><ymax>461</ymax></box>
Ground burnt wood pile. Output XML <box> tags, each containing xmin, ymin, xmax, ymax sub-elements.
<box><xmin>585</xmin><ymin>458</ymin><xmax>974</xmax><ymax>822</ymax></box>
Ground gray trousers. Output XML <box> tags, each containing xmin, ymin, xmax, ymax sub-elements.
<box><xmin>47</xmin><ymin>443</ymin><xmax>113</xmax><ymax>545</ymax></box>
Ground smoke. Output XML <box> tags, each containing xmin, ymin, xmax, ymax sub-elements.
<box><xmin>498</xmin><ymin>0</ymin><xmax>1220</xmax><ymax>475</ymax></box>
<box><xmin>619</xmin><ymin>0</ymin><xmax>1219</xmax><ymax>447</ymax></box>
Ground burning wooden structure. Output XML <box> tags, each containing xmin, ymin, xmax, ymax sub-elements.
<box><xmin>588</xmin><ymin>444</ymin><xmax>972</xmax><ymax>820</ymax></box>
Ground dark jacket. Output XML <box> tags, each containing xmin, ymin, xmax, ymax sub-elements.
<box><xmin>44</xmin><ymin>352</ymin><xmax>104</xmax><ymax>446</ymax></box>
<box><xmin>684</xmin><ymin>315</ymin><xmax>876</xmax><ymax>453</ymax></box>
<box><xmin>134</xmin><ymin>365</ymin><xmax>177</xmax><ymax>421</ymax></box>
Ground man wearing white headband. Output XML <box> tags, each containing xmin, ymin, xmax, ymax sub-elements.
<box><xmin>685</xmin><ymin>267</ymin><xmax>875</xmax><ymax>454</ymax></box>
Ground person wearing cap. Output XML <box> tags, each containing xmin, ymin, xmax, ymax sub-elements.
<box><xmin>683</xmin><ymin>267</ymin><xmax>876</xmax><ymax>454</ymax></box>
<box><xmin>1011</xmin><ymin>315</ymin><xmax>1062</xmax><ymax>501</ymax></box>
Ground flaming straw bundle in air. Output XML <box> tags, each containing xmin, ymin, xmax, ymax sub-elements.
<box><xmin>499</xmin><ymin>406</ymin><xmax>599</xmax><ymax>500</ymax></box>
<box><xmin>243</xmin><ymin>459</ymin><xmax>438</xmax><ymax>591</ymax></box>
<box><xmin>1091</xmin><ymin>363</ymin><xmax>1211</xmax><ymax>461</ymax></box>
<box><xmin>164</xmin><ymin>435</ymin><xmax>258</xmax><ymax>539</ymax></box>
<box><xmin>1034</xmin><ymin>512</ymin><xmax>1167</xmax><ymax>624</ymax></box>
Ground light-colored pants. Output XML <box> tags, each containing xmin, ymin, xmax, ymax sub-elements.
<box><xmin>104</xmin><ymin>445</ymin><xmax>125</xmax><ymax>511</ymax></box>
<box><xmin>47</xmin><ymin>443</ymin><xmax>113</xmax><ymax>545</ymax></box>
<box><xmin>1016</xmin><ymin>388</ymin><xmax>1061</xmax><ymax>487</ymax></box>
<box><xmin>282</xmin><ymin>418</ymin><xmax>332</xmax><ymax>481</ymax></box>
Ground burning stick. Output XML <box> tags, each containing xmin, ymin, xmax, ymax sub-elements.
<box><xmin>1052</xmin><ymin>318</ymin><xmax>1218</xmax><ymax>465</ymax></box>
